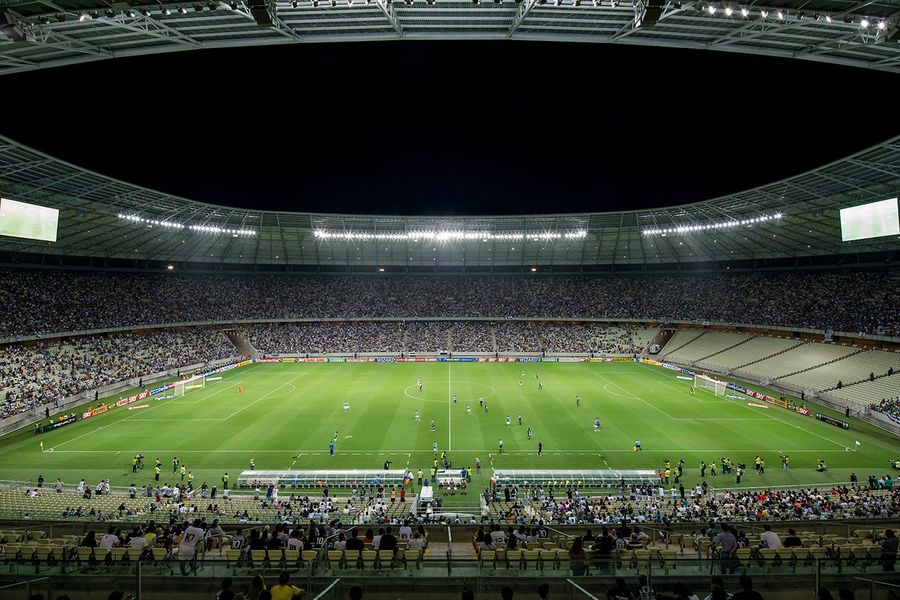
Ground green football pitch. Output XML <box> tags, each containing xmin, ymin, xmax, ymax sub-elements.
<box><xmin>0</xmin><ymin>361</ymin><xmax>896</xmax><ymax>503</ymax></box>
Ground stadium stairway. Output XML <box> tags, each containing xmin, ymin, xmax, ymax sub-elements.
<box><xmin>734</xmin><ymin>340</ymin><xmax>807</xmax><ymax>371</ymax></box>
<box><xmin>694</xmin><ymin>334</ymin><xmax>757</xmax><ymax>365</ymax></box>
<box><xmin>773</xmin><ymin>347</ymin><xmax>869</xmax><ymax>382</ymax></box>
<box><xmin>222</xmin><ymin>329</ymin><xmax>259</xmax><ymax>358</ymax></box>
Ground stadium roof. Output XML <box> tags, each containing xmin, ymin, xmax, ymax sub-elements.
<box><xmin>0</xmin><ymin>0</ymin><xmax>899</xmax><ymax>75</ymax></box>
<box><xmin>0</xmin><ymin>133</ymin><xmax>899</xmax><ymax>268</ymax></box>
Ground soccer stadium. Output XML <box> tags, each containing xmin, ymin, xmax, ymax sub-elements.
<box><xmin>1</xmin><ymin>6</ymin><xmax>900</xmax><ymax>599</ymax></box>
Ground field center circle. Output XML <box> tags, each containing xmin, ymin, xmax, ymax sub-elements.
<box><xmin>403</xmin><ymin>379</ymin><xmax>496</xmax><ymax>403</ymax></box>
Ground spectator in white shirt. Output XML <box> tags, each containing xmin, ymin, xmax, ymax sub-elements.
<box><xmin>760</xmin><ymin>524</ymin><xmax>782</xmax><ymax>549</ymax></box>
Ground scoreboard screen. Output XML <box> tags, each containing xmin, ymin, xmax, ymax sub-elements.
<box><xmin>0</xmin><ymin>197</ymin><xmax>59</xmax><ymax>242</ymax></box>
<box><xmin>839</xmin><ymin>197</ymin><xmax>899</xmax><ymax>242</ymax></box>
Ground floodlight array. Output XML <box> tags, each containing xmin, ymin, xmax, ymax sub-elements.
<box><xmin>313</xmin><ymin>229</ymin><xmax>589</xmax><ymax>241</ymax></box>
<box><xmin>642</xmin><ymin>213</ymin><xmax>782</xmax><ymax>236</ymax></box>
<box><xmin>118</xmin><ymin>214</ymin><xmax>256</xmax><ymax>236</ymax></box>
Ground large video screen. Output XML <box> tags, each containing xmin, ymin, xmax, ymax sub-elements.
<box><xmin>840</xmin><ymin>197</ymin><xmax>899</xmax><ymax>242</ymax></box>
<box><xmin>0</xmin><ymin>197</ymin><xmax>60</xmax><ymax>242</ymax></box>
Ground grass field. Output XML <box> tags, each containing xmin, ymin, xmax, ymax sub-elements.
<box><xmin>0</xmin><ymin>361</ymin><xmax>896</xmax><ymax>505</ymax></box>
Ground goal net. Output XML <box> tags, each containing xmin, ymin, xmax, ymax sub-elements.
<box><xmin>694</xmin><ymin>373</ymin><xmax>726</xmax><ymax>396</ymax></box>
<box><xmin>173</xmin><ymin>376</ymin><xmax>205</xmax><ymax>397</ymax></box>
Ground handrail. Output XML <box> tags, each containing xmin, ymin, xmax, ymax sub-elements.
<box><xmin>852</xmin><ymin>577</ymin><xmax>900</xmax><ymax>590</ymax></box>
<box><xmin>311</xmin><ymin>578</ymin><xmax>341</xmax><ymax>600</ymax></box>
<box><xmin>0</xmin><ymin>577</ymin><xmax>49</xmax><ymax>590</ymax></box>
<box><xmin>567</xmin><ymin>579</ymin><xmax>602</xmax><ymax>599</ymax></box>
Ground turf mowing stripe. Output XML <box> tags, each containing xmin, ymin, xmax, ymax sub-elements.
<box><xmin>221</xmin><ymin>372</ymin><xmax>307</xmax><ymax>420</ymax></box>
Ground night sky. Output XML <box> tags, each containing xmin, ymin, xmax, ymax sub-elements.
<box><xmin>2</xmin><ymin>41</ymin><xmax>898</xmax><ymax>216</ymax></box>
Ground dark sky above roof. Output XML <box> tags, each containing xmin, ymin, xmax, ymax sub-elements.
<box><xmin>2</xmin><ymin>40</ymin><xmax>898</xmax><ymax>216</ymax></box>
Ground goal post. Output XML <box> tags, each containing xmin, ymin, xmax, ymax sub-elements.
<box><xmin>694</xmin><ymin>373</ymin><xmax>726</xmax><ymax>396</ymax></box>
<box><xmin>173</xmin><ymin>375</ymin><xmax>205</xmax><ymax>397</ymax></box>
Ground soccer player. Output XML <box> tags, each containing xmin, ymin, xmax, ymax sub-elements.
<box><xmin>690</xmin><ymin>386</ymin><xmax>695</xmax><ymax>395</ymax></box>
<box><xmin>453</xmin><ymin>394</ymin><xmax>458</xmax><ymax>404</ymax></box>
<box><xmin>634</xmin><ymin>439</ymin><xmax>641</xmax><ymax>451</ymax></box>
<box><xmin>498</xmin><ymin>439</ymin><xmax>504</xmax><ymax>454</ymax></box>
<box><xmin>39</xmin><ymin>441</ymin><xmax>43</xmax><ymax>452</ymax></box>
<box><xmin>576</xmin><ymin>396</ymin><xmax>581</xmax><ymax>407</ymax></box>
<box><xmin>537</xmin><ymin>441</ymin><xmax>543</xmax><ymax>456</ymax></box>
<box><xmin>430</xmin><ymin>419</ymin><xmax>436</xmax><ymax>432</ymax></box>
<box><xmin>343</xmin><ymin>401</ymin><xmax>350</xmax><ymax>414</ymax></box>
<box><xmin>415</xmin><ymin>409</ymin><xmax>421</xmax><ymax>423</ymax></box>
<box><xmin>333</xmin><ymin>431</ymin><xmax>338</xmax><ymax>443</ymax></box>
<box><xmin>249</xmin><ymin>458</ymin><xmax>256</xmax><ymax>470</ymax></box>
<box><xmin>519</xmin><ymin>378</ymin><xmax>523</xmax><ymax>386</ymax></box>
<box><xmin>479</xmin><ymin>397</ymin><xmax>484</xmax><ymax>407</ymax></box>
<box><xmin>483</xmin><ymin>403</ymin><xmax>489</xmax><ymax>413</ymax></box>
<box><xmin>527</xmin><ymin>427</ymin><xmax>532</xmax><ymax>440</ymax></box>
<box><xmin>594</xmin><ymin>418</ymin><xmax>601</xmax><ymax>432</ymax></box>
<box><xmin>433</xmin><ymin>441</ymin><xmax>438</xmax><ymax>454</ymax></box>
<box><xmin>782</xmin><ymin>454</ymin><xmax>790</xmax><ymax>471</ymax></box>
<box><xmin>517</xmin><ymin>414</ymin><xmax>523</xmax><ymax>426</ymax></box>
<box><xmin>506</xmin><ymin>415</ymin><xmax>511</xmax><ymax>426</ymax></box>
<box><xmin>329</xmin><ymin>441</ymin><xmax>335</xmax><ymax>456</ymax></box>
<box><xmin>538</xmin><ymin>381</ymin><xmax>543</xmax><ymax>390</ymax></box>
<box><xmin>466</xmin><ymin>404</ymin><xmax>472</xmax><ymax>415</ymax></box>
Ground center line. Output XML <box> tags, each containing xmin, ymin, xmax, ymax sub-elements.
<box><xmin>447</xmin><ymin>361</ymin><xmax>452</xmax><ymax>452</ymax></box>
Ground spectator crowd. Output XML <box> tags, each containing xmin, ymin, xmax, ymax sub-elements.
<box><xmin>2</xmin><ymin>269</ymin><xmax>897</xmax><ymax>339</ymax></box>
<box><xmin>0</xmin><ymin>330</ymin><xmax>235</xmax><ymax>419</ymax></box>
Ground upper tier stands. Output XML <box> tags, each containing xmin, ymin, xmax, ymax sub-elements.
<box><xmin>2</xmin><ymin>269</ymin><xmax>898</xmax><ymax>338</ymax></box>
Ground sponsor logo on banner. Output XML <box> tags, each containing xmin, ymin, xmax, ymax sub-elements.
<box><xmin>816</xmin><ymin>413</ymin><xmax>850</xmax><ymax>429</ymax></box>
<box><xmin>540</xmin><ymin>357</ymin><xmax>559</xmax><ymax>362</ymax></box>
<box><xmin>325</xmin><ymin>358</ymin><xmax>347</xmax><ymax>363</ymax></box>
<box><xmin>661</xmin><ymin>362</ymin><xmax>682</xmax><ymax>371</ymax></box>
<box><xmin>558</xmin><ymin>357</ymin><xmax>588</xmax><ymax>363</ymax></box>
<box><xmin>37</xmin><ymin>415</ymin><xmax>78</xmax><ymax>433</ymax></box>
<box><xmin>237</xmin><ymin>360</ymin><xmax>253</xmax><ymax>367</ymax></box>
<box><xmin>375</xmin><ymin>357</ymin><xmax>396</xmax><ymax>363</ymax></box>
<box><xmin>611</xmin><ymin>357</ymin><xmax>633</xmax><ymax>363</ymax></box>
<box><xmin>796</xmin><ymin>407</ymin><xmax>810</xmax><ymax>416</ymax></box>
<box><xmin>517</xmin><ymin>357</ymin><xmax>541</xmax><ymax>362</ymax></box>
<box><xmin>256</xmin><ymin>358</ymin><xmax>282</xmax><ymax>364</ymax></box>
<box><xmin>346</xmin><ymin>358</ymin><xmax>368</xmax><ymax>363</ymax></box>
<box><xmin>641</xmin><ymin>359</ymin><xmax>661</xmax><ymax>366</ymax></box>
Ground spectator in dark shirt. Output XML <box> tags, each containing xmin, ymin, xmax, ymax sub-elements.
<box><xmin>732</xmin><ymin>576</ymin><xmax>763</xmax><ymax>600</ymax></box>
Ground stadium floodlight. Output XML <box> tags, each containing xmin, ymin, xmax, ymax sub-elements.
<box><xmin>877</xmin><ymin>20</ymin><xmax>885</xmax><ymax>29</ymax></box>
<box><xmin>706</xmin><ymin>4</ymin><xmax>715</xmax><ymax>14</ymax></box>
<box><xmin>642</xmin><ymin>212</ymin><xmax>782</xmax><ymax>236</ymax></box>
<box><xmin>313</xmin><ymin>229</ymin><xmax>588</xmax><ymax>241</ymax></box>
<box><xmin>739</xmin><ymin>6</ymin><xmax>747</xmax><ymax>16</ymax></box>
<box><xmin>776</xmin><ymin>9</ymin><xmax>783</xmax><ymax>19</ymax></box>
<box><xmin>723</xmin><ymin>6</ymin><xmax>732</xmax><ymax>15</ymax></box>
<box><xmin>118</xmin><ymin>214</ymin><xmax>256</xmax><ymax>236</ymax></box>
<box><xmin>859</xmin><ymin>18</ymin><xmax>869</xmax><ymax>27</ymax></box>
<box><xmin>162</xmin><ymin>6</ymin><xmax>172</xmax><ymax>14</ymax></box>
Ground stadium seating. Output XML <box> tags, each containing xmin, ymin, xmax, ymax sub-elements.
<box><xmin>700</xmin><ymin>336</ymin><xmax>802</xmax><ymax>373</ymax></box>
<box><xmin>2</xmin><ymin>269</ymin><xmax>898</xmax><ymax>339</ymax></box>
<box><xmin>662</xmin><ymin>332</ymin><xmax>752</xmax><ymax>365</ymax></box>
<box><xmin>738</xmin><ymin>342</ymin><xmax>858</xmax><ymax>383</ymax></box>
<box><xmin>778</xmin><ymin>349</ymin><xmax>900</xmax><ymax>394</ymax></box>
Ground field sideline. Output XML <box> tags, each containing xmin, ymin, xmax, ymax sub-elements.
<box><xmin>0</xmin><ymin>361</ymin><xmax>895</xmax><ymax>505</ymax></box>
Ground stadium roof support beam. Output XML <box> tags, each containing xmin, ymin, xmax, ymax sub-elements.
<box><xmin>508</xmin><ymin>0</ymin><xmax>539</xmax><ymax>38</ymax></box>
<box><xmin>373</xmin><ymin>0</ymin><xmax>403</xmax><ymax>37</ymax></box>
